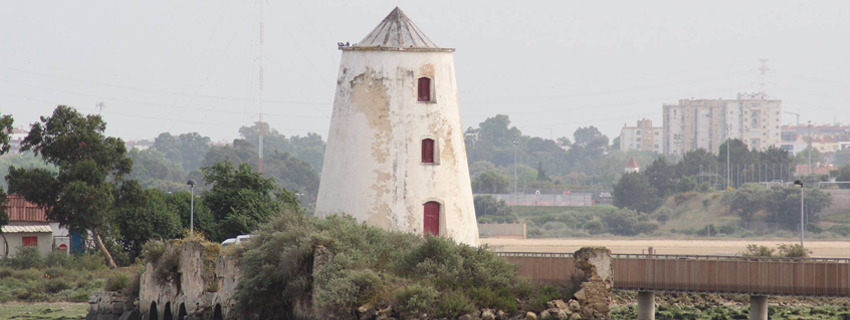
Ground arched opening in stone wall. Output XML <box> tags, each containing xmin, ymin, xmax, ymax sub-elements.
<box><xmin>149</xmin><ymin>302</ymin><xmax>158</xmax><ymax>320</ymax></box>
<box><xmin>177</xmin><ymin>303</ymin><xmax>187</xmax><ymax>320</ymax></box>
<box><xmin>212</xmin><ymin>304</ymin><xmax>224</xmax><ymax>320</ymax></box>
<box><xmin>163</xmin><ymin>302</ymin><xmax>173</xmax><ymax>320</ymax></box>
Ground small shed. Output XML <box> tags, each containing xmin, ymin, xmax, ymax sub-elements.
<box><xmin>1</xmin><ymin>225</ymin><xmax>53</xmax><ymax>257</ymax></box>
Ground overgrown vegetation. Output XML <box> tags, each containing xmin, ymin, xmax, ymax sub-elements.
<box><xmin>0</xmin><ymin>247</ymin><xmax>133</xmax><ymax>303</ymax></box>
<box><xmin>142</xmin><ymin>232</ymin><xmax>220</xmax><ymax>291</ymax></box>
<box><xmin>741</xmin><ymin>243</ymin><xmax>811</xmax><ymax>258</ymax></box>
<box><xmin>232</xmin><ymin>211</ymin><xmax>568</xmax><ymax>319</ymax></box>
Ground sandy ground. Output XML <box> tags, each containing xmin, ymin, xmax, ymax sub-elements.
<box><xmin>480</xmin><ymin>238</ymin><xmax>850</xmax><ymax>258</ymax></box>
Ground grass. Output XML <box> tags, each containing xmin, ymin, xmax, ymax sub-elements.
<box><xmin>0</xmin><ymin>302</ymin><xmax>87</xmax><ymax>320</ymax></box>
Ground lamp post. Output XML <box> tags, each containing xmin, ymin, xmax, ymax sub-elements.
<box><xmin>187</xmin><ymin>179</ymin><xmax>196</xmax><ymax>234</ymax></box>
<box><xmin>793</xmin><ymin>179</ymin><xmax>804</xmax><ymax>247</ymax></box>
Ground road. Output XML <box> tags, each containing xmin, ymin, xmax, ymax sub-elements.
<box><xmin>480</xmin><ymin>238</ymin><xmax>850</xmax><ymax>257</ymax></box>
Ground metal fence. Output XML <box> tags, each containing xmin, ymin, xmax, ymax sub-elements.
<box><xmin>497</xmin><ymin>252</ymin><xmax>850</xmax><ymax>297</ymax></box>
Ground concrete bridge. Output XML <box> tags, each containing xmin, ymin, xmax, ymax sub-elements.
<box><xmin>499</xmin><ymin>252</ymin><xmax>850</xmax><ymax>320</ymax></box>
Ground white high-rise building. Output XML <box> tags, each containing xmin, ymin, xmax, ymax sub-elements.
<box><xmin>315</xmin><ymin>8</ymin><xmax>478</xmax><ymax>245</ymax></box>
<box><xmin>663</xmin><ymin>93</ymin><xmax>782</xmax><ymax>156</ymax></box>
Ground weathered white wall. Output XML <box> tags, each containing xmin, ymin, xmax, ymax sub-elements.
<box><xmin>316</xmin><ymin>49</ymin><xmax>478</xmax><ymax>245</ymax></box>
<box><xmin>0</xmin><ymin>231</ymin><xmax>53</xmax><ymax>257</ymax></box>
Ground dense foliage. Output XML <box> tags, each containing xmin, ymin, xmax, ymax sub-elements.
<box><xmin>233</xmin><ymin>212</ymin><xmax>565</xmax><ymax>319</ymax></box>
<box><xmin>6</xmin><ymin>106</ymin><xmax>134</xmax><ymax>268</ymax></box>
<box><xmin>613</xmin><ymin>141</ymin><xmax>795</xmax><ymax>214</ymax></box>
<box><xmin>0</xmin><ymin>247</ymin><xmax>135</xmax><ymax>303</ymax></box>
<box><xmin>202</xmin><ymin>161</ymin><xmax>299</xmax><ymax>242</ymax></box>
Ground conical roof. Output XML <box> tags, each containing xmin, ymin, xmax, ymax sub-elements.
<box><xmin>343</xmin><ymin>7</ymin><xmax>454</xmax><ymax>52</ymax></box>
<box><xmin>626</xmin><ymin>157</ymin><xmax>640</xmax><ymax>168</ymax></box>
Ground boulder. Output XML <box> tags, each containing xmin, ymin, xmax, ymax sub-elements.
<box><xmin>481</xmin><ymin>309</ymin><xmax>496</xmax><ymax>320</ymax></box>
<box><xmin>525</xmin><ymin>311</ymin><xmax>537</xmax><ymax>320</ymax></box>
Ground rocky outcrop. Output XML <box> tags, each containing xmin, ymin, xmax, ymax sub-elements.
<box><xmin>86</xmin><ymin>291</ymin><xmax>138</xmax><ymax>320</ymax></box>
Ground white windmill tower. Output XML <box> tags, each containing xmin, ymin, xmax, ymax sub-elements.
<box><xmin>315</xmin><ymin>7</ymin><xmax>478</xmax><ymax>245</ymax></box>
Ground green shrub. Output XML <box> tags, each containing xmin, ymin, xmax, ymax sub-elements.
<box><xmin>45</xmin><ymin>251</ymin><xmax>73</xmax><ymax>268</ymax></box>
<box><xmin>153</xmin><ymin>245</ymin><xmax>180</xmax><ymax>284</ymax></box>
<box><xmin>68</xmin><ymin>253</ymin><xmax>107</xmax><ymax>271</ymax></box>
<box><xmin>142</xmin><ymin>240</ymin><xmax>167</xmax><ymax>265</ymax></box>
<box><xmin>776</xmin><ymin>243</ymin><xmax>810</xmax><ymax>258</ymax></box>
<box><xmin>741</xmin><ymin>244</ymin><xmax>774</xmax><ymax>257</ymax></box>
<box><xmin>394</xmin><ymin>284</ymin><xmax>437</xmax><ymax>316</ymax></box>
<box><xmin>104</xmin><ymin>272</ymin><xmax>131</xmax><ymax>292</ymax></box>
<box><xmin>434</xmin><ymin>290</ymin><xmax>475</xmax><ymax>318</ymax></box>
<box><xmin>4</xmin><ymin>247</ymin><xmax>44</xmax><ymax>269</ymax></box>
<box><xmin>827</xmin><ymin>225</ymin><xmax>850</xmax><ymax>236</ymax></box>
<box><xmin>317</xmin><ymin>269</ymin><xmax>384</xmax><ymax>317</ymax></box>
<box><xmin>468</xmin><ymin>286</ymin><xmax>517</xmax><ymax>313</ymax></box>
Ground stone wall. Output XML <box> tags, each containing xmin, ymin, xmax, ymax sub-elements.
<box><xmin>137</xmin><ymin>241</ymin><xmax>240</xmax><ymax>320</ymax></box>
<box><xmin>85</xmin><ymin>291</ymin><xmax>137</xmax><ymax>320</ymax></box>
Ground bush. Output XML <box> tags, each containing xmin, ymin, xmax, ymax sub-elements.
<box><xmin>434</xmin><ymin>290</ymin><xmax>476</xmax><ymax>318</ymax></box>
<box><xmin>317</xmin><ymin>269</ymin><xmax>384</xmax><ymax>317</ymax></box>
<box><xmin>776</xmin><ymin>243</ymin><xmax>810</xmax><ymax>258</ymax></box>
<box><xmin>741</xmin><ymin>244</ymin><xmax>774</xmax><ymax>257</ymax></box>
<box><xmin>394</xmin><ymin>284</ymin><xmax>438</xmax><ymax>316</ymax></box>
<box><xmin>45</xmin><ymin>251</ymin><xmax>73</xmax><ymax>268</ymax></box>
<box><xmin>2</xmin><ymin>247</ymin><xmax>44</xmax><ymax>269</ymax></box>
<box><xmin>233</xmin><ymin>211</ymin><xmax>560</xmax><ymax>319</ymax></box>
<box><xmin>104</xmin><ymin>271</ymin><xmax>131</xmax><ymax>292</ymax></box>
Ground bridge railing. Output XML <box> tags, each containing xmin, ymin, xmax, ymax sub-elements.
<box><xmin>496</xmin><ymin>252</ymin><xmax>850</xmax><ymax>297</ymax></box>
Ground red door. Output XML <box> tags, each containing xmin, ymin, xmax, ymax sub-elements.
<box><xmin>424</xmin><ymin>201</ymin><xmax>440</xmax><ymax>236</ymax></box>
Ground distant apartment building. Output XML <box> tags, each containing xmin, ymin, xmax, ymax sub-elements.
<box><xmin>663</xmin><ymin>93</ymin><xmax>781</xmax><ymax>156</ymax></box>
<box><xmin>619</xmin><ymin>119</ymin><xmax>662</xmax><ymax>153</ymax></box>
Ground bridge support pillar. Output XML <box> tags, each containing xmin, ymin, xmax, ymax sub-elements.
<box><xmin>637</xmin><ymin>291</ymin><xmax>655</xmax><ymax>320</ymax></box>
<box><xmin>750</xmin><ymin>295</ymin><xmax>768</xmax><ymax>320</ymax></box>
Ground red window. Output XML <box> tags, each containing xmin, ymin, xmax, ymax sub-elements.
<box><xmin>424</xmin><ymin>201</ymin><xmax>440</xmax><ymax>236</ymax></box>
<box><xmin>417</xmin><ymin>77</ymin><xmax>431</xmax><ymax>102</ymax></box>
<box><xmin>22</xmin><ymin>236</ymin><xmax>37</xmax><ymax>247</ymax></box>
<box><xmin>421</xmin><ymin>139</ymin><xmax>435</xmax><ymax>163</ymax></box>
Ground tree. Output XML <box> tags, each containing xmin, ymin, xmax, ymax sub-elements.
<box><xmin>725</xmin><ymin>184</ymin><xmax>767</xmax><ymax>222</ymax></box>
<box><xmin>834</xmin><ymin>165</ymin><xmax>850</xmax><ymax>189</ymax></box>
<box><xmin>153</xmin><ymin>132</ymin><xmax>211</xmax><ymax>172</ymax></box>
<box><xmin>794</xmin><ymin>146</ymin><xmax>823</xmax><ymax>165</ymax></box>
<box><xmin>473</xmin><ymin>195</ymin><xmax>513</xmax><ymax>221</ymax></box>
<box><xmin>643</xmin><ymin>158</ymin><xmax>678</xmax><ymax>197</ymax></box>
<box><xmin>764</xmin><ymin>186</ymin><xmax>831</xmax><ymax>229</ymax></box>
<box><xmin>201</xmin><ymin>161</ymin><xmax>299</xmax><ymax>242</ymax></box>
<box><xmin>0</xmin><ymin>113</ymin><xmax>14</xmax><ymax>256</ymax></box>
<box><xmin>113</xmin><ymin>181</ymin><xmax>182</xmax><ymax>260</ymax></box>
<box><xmin>472</xmin><ymin>171</ymin><xmax>510</xmax><ymax>194</ymax></box>
<box><xmin>612</xmin><ymin>172</ymin><xmax>660</xmax><ymax>213</ymax></box>
<box><xmin>6</xmin><ymin>106</ymin><xmax>132</xmax><ymax>268</ymax></box>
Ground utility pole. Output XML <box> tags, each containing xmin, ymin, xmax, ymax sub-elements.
<box><xmin>257</xmin><ymin>1</ymin><xmax>265</xmax><ymax>173</ymax></box>
<box><xmin>514</xmin><ymin>140</ymin><xmax>518</xmax><ymax>206</ymax></box>
<box><xmin>807</xmin><ymin>120</ymin><xmax>812</xmax><ymax>179</ymax></box>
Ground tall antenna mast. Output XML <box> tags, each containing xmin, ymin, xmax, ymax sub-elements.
<box><xmin>258</xmin><ymin>0</ymin><xmax>265</xmax><ymax>173</ymax></box>
<box><xmin>758</xmin><ymin>58</ymin><xmax>770</xmax><ymax>96</ymax></box>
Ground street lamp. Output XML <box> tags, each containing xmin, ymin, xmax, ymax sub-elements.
<box><xmin>793</xmin><ymin>179</ymin><xmax>805</xmax><ymax>247</ymax></box>
<box><xmin>187</xmin><ymin>179</ymin><xmax>196</xmax><ymax>234</ymax></box>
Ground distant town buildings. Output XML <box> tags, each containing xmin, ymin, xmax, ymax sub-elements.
<box><xmin>618</xmin><ymin>119</ymin><xmax>662</xmax><ymax>153</ymax></box>
<box><xmin>624</xmin><ymin>157</ymin><xmax>640</xmax><ymax>173</ymax></box>
<box><xmin>662</xmin><ymin>93</ymin><xmax>782</xmax><ymax>156</ymax></box>
<box><xmin>780</xmin><ymin>124</ymin><xmax>850</xmax><ymax>154</ymax></box>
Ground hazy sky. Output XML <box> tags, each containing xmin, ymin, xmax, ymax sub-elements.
<box><xmin>2</xmin><ymin>1</ymin><xmax>849</xmax><ymax>143</ymax></box>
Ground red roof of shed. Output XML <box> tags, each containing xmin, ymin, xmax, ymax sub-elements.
<box><xmin>4</xmin><ymin>195</ymin><xmax>48</xmax><ymax>223</ymax></box>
